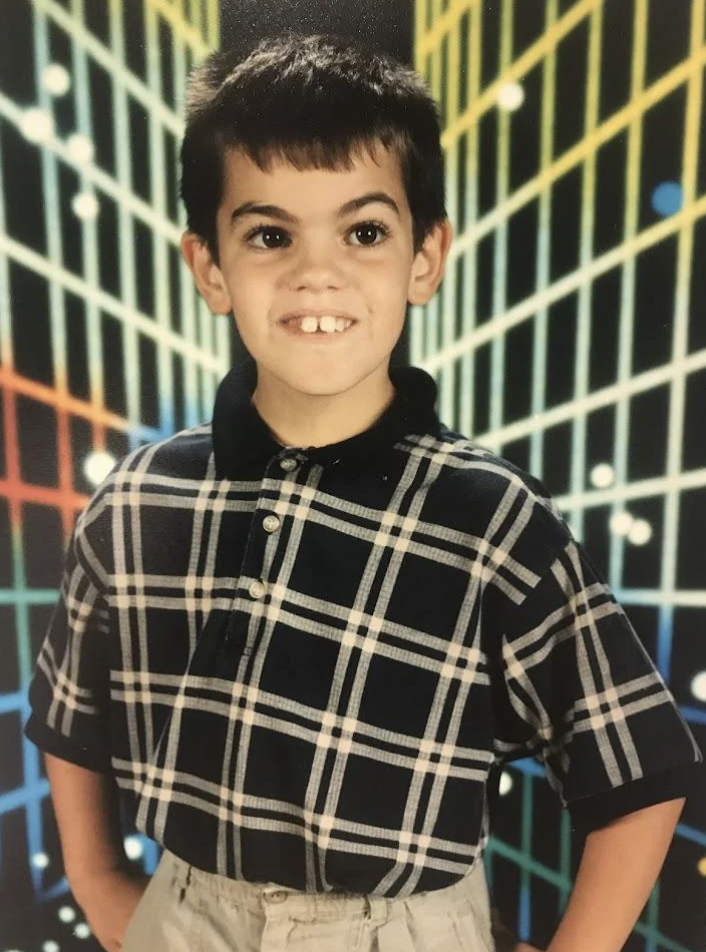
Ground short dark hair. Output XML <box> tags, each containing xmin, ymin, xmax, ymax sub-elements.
<box><xmin>180</xmin><ymin>33</ymin><xmax>446</xmax><ymax>258</ymax></box>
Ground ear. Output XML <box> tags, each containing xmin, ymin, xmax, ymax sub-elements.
<box><xmin>407</xmin><ymin>219</ymin><xmax>453</xmax><ymax>306</ymax></box>
<box><xmin>181</xmin><ymin>232</ymin><xmax>232</xmax><ymax>315</ymax></box>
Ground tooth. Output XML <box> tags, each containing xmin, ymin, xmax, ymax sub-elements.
<box><xmin>319</xmin><ymin>316</ymin><xmax>337</xmax><ymax>334</ymax></box>
<box><xmin>334</xmin><ymin>318</ymin><xmax>349</xmax><ymax>332</ymax></box>
<box><xmin>300</xmin><ymin>316</ymin><xmax>319</xmax><ymax>333</ymax></box>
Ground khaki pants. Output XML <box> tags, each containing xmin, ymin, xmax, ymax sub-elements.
<box><xmin>122</xmin><ymin>849</ymin><xmax>495</xmax><ymax>951</ymax></box>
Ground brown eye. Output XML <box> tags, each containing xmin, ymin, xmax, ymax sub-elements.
<box><xmin>248</xmin><ymin>227</ymin><xmax>290</xmax><ymax>248</ymax></box>
<box><xmin>349</xmin><ymin>222</ymin><xmax>388</xmax><ymax>246</ymax></box>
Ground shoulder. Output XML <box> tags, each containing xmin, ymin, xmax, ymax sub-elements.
<box><xmin>413</xmin><ymin>425</ymin><xmax>573</xmax><ymax>585</ymax></box>
<box><xmin>75</xmin><ymin>424</ymin><xmax>214</xmax><ymax>532</ymax></box>
<box><xmin>107</xmin><ymin>423</ymin><xmax>215</xmax><ymax>483</ymax></box>
<box><xmin>424</xmin><ymin>425</ymin><xmax>564</xmax><ymax>517</ymax></box>
<box><xmin>107</xmin><ymin>423</ymin><xmax>213</xmax><ymax>484</ymax></box>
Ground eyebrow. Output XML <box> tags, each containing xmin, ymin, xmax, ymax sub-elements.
<box><xmin>229</xmin><ymin>191</ymin><xmax>401</xmax><ymax>226</ymax></box>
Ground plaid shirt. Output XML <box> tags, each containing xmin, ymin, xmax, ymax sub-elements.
<box><xmin>25</xmin><ymin>358</ymin><xmax>703</xmax><ymax>897</ymax></box>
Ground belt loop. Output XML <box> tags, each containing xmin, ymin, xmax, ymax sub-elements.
<box><xmin>364</xmin><ymin>894</ymin><xmax>388</xmax><ymax>924</ymax></box>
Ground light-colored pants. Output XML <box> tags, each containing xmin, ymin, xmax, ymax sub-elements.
<box><xmin>122</xmin><ymin>849</ymin><xmax>495</xmax><ymax>952</ymax></box>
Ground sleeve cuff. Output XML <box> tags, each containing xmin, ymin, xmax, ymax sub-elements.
<box><xmin>568</xmin><ymin>761</ymin><xmax>706</xmax><ymax>833</ymax></box>
<box><xmin>24</xmin><ymin>713</ymin><xmax>112</xmax><ymax>773</ymax></box>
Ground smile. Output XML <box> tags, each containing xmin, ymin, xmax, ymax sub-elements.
<box><xmin>279</xmin><ymin>315</ymin><xmax>357</xmax><ymax>338</ymax></box>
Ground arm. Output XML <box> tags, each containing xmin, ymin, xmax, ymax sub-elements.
<box><xmin>546</xmin><ymin>798</ymin><xmax>685</xmax><ymax>952</ymax></box>
<box><xmin>45</xmin><ymin>753</ymin><xmax>150</xmax><ymax>952</ymax></box>
<box><xmin>45</xmin><ymin>752</ymin><xmax>126</xmax><ymax>889</ymax></box>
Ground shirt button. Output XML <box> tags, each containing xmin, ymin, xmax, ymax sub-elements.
<box><xmin>262</xmin><ymin>515</ymin><xmax>280</xmax><ymax>533</ymax></box>
<box><xmin>280</xmin><ymin>457</ymin><xmax>298</xmax><ymax>472</ymax></box>
<box><xmin>248</xmin><ymin>580</ymin><xmax>266</xmax><ymax>600</ymax></box>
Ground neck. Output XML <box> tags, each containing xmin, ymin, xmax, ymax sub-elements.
<box><xmin>251</xmin><ymin>368</ymin><xmax>396</xmax><ymax>450</ymax></box>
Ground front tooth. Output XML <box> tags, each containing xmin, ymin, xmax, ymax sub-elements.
<box><xmin>319</xmin><ymin>316</ymin><xmax>337</xmax><ymax>334</ymax></box>
<box><xmin>300</xmin><ymin>316</ymin><xmax>319</xmax><ymax>333</ymax></box>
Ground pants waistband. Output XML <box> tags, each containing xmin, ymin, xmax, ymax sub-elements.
<box><xmin>165</xmin><ymin>850</ymin><xmax>486</xmax><ymax>925</ymax></box>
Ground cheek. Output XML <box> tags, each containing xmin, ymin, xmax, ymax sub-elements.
<box><xmin>225</xmin><ymin>268</ymin><xmax>271</xmax><ymax>311</ymax></box>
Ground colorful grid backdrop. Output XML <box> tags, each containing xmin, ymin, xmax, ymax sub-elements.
<box><xmin>412</xmin><ymin>1</ymin><xmax>706</xmax><ymax>950</ymax></box>
<box><xmin>1</xmin><ymin>1</ymin><xmax>705</xmax><ymax>950</ymax></box>
<box><xmin>0</xmin><ymin>0</ymin><xmax>228</xmax><ymax>946</ymax></box>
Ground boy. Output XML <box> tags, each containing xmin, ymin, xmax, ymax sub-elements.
<box><xmin>25</xmin><ymin>33</ymin><xmax>703</xmax><ymax>952</ymax></box>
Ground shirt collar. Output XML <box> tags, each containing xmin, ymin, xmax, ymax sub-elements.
<box><xmin>212</xmin><ymin>357</ymin><xmax>441</xmax><ymax>478</ymax></box>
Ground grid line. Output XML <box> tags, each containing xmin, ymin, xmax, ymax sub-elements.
<box><xmin>415</xmin><ymin>2</ymin><xmax>706</xmax><ymax>949</ymax></box>
<box><xmin>0</xmin><ymin>0</ymin><xmax>226</xmax><ymax>919</ymax></box>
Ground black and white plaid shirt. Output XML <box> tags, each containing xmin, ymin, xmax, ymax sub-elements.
<box><xmin>25</xmin><ymin>359</ymin><xmax>703</xmax><ymax>897</ymax></box>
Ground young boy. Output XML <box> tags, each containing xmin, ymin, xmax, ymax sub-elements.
<box><xmin>25</xmin><ymin>34</ymin><xmax>703</xmax><ymax>952</ymax></box>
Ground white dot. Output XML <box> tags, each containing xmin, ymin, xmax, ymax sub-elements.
<box><xmin>590</xmin><ymin>463</ymin><xmax>615</xmax><ymax>489</ymax></box>
<box><xmin>628</xmin><ymin>519</ymin><xmax>652</xmax><ymax>546</ymax></box>
<box><xmin>21</xmin><ymin>108</ymin><xmax>55</xmax><ymax>144</ymax></box>
<box><xmin>42</xmin><ymin>941</ymin><xmax>61</xmax><ymax>952</ymax></box>
<box><xmin>71</xmin><ymin>192</ymin><xmax>100</xmax><ymax>221</ymax></box>
<box><xmin>67</xmin><ymin>133</ymin><xmax>95</xmax><ymax>163</ymax></box>
<box><xmin>32</xmin><ymin>851</ymin><xmax>50</xmax><ymax>869</ymax></box>
<box><xmin>609</xmin><ymin>511</ymin><xmax>634</xmax><ymax>536</ymax></box>
<box><xmin>83</xmin><ymin>450</ymin><xmax>116</xmax><ymax>486</ymax></box>
<box><xmin>73</xmin><ymin>923</ymin><xmax>91</xmax><ymax>939</ymax></box>
<box><xmin>499</xmin><ymin>771</ymin><xmax>514</xmax><ymax>796</ymax></box>
<box><xmin>43</xmin><ymin>63</ymin><xmax>71</xmax><ymax>96</ymax></box>
<box><xmin>58</xmin><ymin>905</ymin><xmax>76</xmax><ymax>923</ymax></box>
<box><xmin>690</xmin><ymin>671</ymin><xmax>706</xmax><ymax>703</ymax></box>
<box><xmin>497</xmin><ymin>81</ymin><xmax>525</xmax><ymax>111</ymax></box>
<box><xmin>124</xmin><ymin>835</ymin><xmax>144</xmax><ymax>860</ymax></box>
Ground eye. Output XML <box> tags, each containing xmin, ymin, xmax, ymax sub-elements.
<box><xmin>348</xmin><ymin>221</ymin><xmax>390</xmax><ymax>247</ymax></box>
<box><xmin>246</xmin><ymin>226</ymin><xmax>291</xmax><ymax>249</ymax></box>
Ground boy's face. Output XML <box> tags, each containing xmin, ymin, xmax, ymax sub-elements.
<box><xmin>183</xmin><ymin>142</ymin><xmax>451</xmax><ymax>402</ymax></box>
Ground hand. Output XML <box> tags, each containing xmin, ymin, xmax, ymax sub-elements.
<box><xmin>70</xmin><ymin>867</ymin><xmax>151</xmax><ymax>952</ymax></box>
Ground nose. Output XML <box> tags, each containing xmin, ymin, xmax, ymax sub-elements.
<box><xmin>286</xmin><ymin>241</ymin><xmax>344</xmax><ymax>292</ymax></box>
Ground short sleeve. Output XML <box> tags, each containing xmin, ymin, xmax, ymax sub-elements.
<box><xmin>24</xmin><ymin>520</ymin><xmax>112</xmax><ymax>773</ymax></box>
<box><xmin>492</xmin><ymin>536</ymin><xmax>704</xmax><ymax>832</ymax></box>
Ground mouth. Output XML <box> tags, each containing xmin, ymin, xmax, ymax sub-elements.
<box><xmin>278</xmin><ymin>313</ymin><xmax>358</xmax><ymax>339</ymax></box>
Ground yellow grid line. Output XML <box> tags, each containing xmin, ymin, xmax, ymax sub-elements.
<box><xmin>421</xmin><ymin>192</ymin><xmax>706</xmax><ymax>374</ymax></box>
<box><xmin>448</xmin><ymin>44</ymin><xmax>706</xmax><ymax>261</ymax></box>
<box><xmin>528</xmin><ymin>0</ymin><xmax>558</xmax><ymax>479</ymax></box>
<box><xmin>487</xmin><ymin>0</ymin><xmax>513</xmax><ymax>433</ymax></box>
<box><xmin>433</xmin><ymin>0</ymin><xmax>600</xmax><ymax>129</ymax></box>
<box><xmin>568</xmin><ymin>0</ymin><xmax>604</xmax><ymax>537</ymax></box>
<box><xmin>607</xmin><ymin>0</ymin><xmax>647</xmax><ymax>590</ymax></box>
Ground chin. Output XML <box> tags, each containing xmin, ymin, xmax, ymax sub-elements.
<box><xmin>266</xmin><ymin>359</ymin><xmax>384</xmax><ymax>398</ymax></box>
<box><xmin>281</xmin><ymin>373</ymin><xmax>363</xmax><ymax>398</ymax></box>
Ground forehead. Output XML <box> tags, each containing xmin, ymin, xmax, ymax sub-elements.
<box><xmin>220</xmin><ymin>142</ymin><xmax>409</xmax><ymax>216</ymax></box>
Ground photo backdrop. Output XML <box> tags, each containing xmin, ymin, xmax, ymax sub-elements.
<box><xmin>0</xmin><ymin>1</ymin><xmax>704</xmax><ymax>950</ymax></box>
<box><xmin>411</xmin><ymin>1</ymin><xmax>706</xmax><ymax>950</ymax></box>
<box><xmin>0</xmin><ymin>0</ymin><xmax>227</xmax><ymax>949</ymax></box>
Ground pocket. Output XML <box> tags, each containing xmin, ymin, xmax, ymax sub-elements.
<box><xmin>121</xmin><ymin>874</ymin><xmax>159</xmax><ymax>951</ymax></box>
<box><xmin>121</xmin><ymin>859</ymin><xmax>203</xmax><ymax>952</ymax></box>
